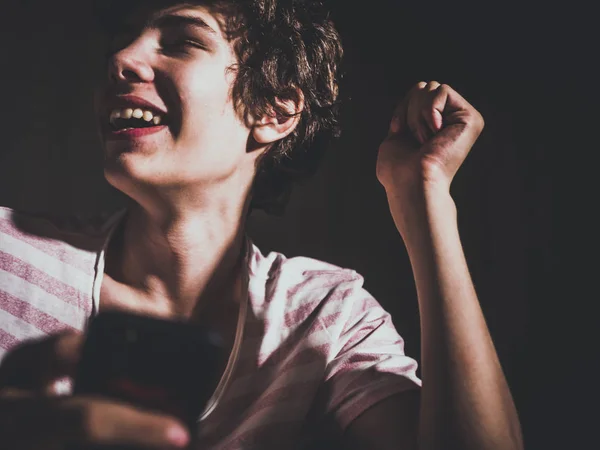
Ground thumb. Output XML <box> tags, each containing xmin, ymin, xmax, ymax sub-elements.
<box><xmin>0</xmin><ymin>332</ymin><xmax>83</xmax><ymax>392</ymax></box>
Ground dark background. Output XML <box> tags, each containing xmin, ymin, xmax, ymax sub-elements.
<box><xmin>0</xmin><ymin>0</ymin><xmax>589</xmax><ymax>448</ymax></box>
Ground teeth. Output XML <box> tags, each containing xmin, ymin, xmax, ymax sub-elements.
<box><xmin>109</xmin><ymin>107</ymin><xmax>164</xmax><ymax>127</ymax></box>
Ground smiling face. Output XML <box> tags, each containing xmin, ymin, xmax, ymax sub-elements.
<box><xmin>96</xmin><ymin>3</ymin><xmax>261</xmax><ymax>202</ymax></box>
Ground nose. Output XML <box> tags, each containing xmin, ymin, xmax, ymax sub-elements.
<box><xmin>108</xmin><ymin>38</ymin><xmax>155</xmax><ymax>84</ymax></box>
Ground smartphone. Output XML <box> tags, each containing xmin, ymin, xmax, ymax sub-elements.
<box><xmin>72</xmin><ymin>310</ymin><xmax>223</xmax><ymax>446</ymax></box>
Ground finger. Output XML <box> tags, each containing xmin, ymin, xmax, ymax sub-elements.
<box><xmin>406</xmin><ymin>82</ymin><xmax>428</xmax><ymax>143</ymax></box>
<box><xmin>62</xmin><ymin>397</ymin><xmax>190</xmax><ymax>449</ymax></box>
<box><xmin>421</xmin><ymin>87</ymin><xmax>444</xmax><ymax>135</ymax></box>
<box><xmin>422</xmin><ymin>81</ymin><xmax>443</xmax><ymax>133</ymax></box>
<box><xmin>425</xmin><ymin>80</ymin><xmax>441</xmax><ymax>91</ymax></box>
<box><xmin>0</xmin><ymin>332</ymin><xmax>83</xmax><ymax>391</ymax></box>
<box><xmin>432</xmin><ymin>84</ymin><xmax>479</xmax><ymax>122</ymax></box>
<box><xmin>0</xmin><ymin>393</ymin><xmax>190</xmax><ymax>449</ymax></box>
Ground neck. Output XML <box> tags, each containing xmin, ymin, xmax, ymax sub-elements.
<box><xmin>106</xmin><ymin>189</ymin><xmax>250</xmax><ymax>320</ymax></box>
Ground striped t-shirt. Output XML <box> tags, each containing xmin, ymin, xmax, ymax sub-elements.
<box><xmin>0</xmin><ymin>206</ymin><xmax>421</xmax><ymax>449</ymax></box>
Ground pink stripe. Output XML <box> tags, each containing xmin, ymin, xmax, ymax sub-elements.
<box><xmin>254</xmin><ymin>343</ymin><xmax>329</xmax><ymax>375</ymax></box>
<box><xmin>320</xmin><ymin>311</ymin><xmax>342</xmax><ymax>328</ymax></box>
<box><xmin>0</xmin><ymin>218</ymin><xmax>95</xmax><ymax>274</ymax></box>
<box><xmin>0</xmin><ymin>251</ymin><xmax>91</xmax><ymax>313</ymax></box>
<box><xmin>339</xmin><ymin>320</ymin><xmax>380</xmax><ymax>351</ymax></box>
<box><xmin>0</xmin><ymin>328</ymin><xmax>19</xmax><ymax>351</ymax></box>
<box><xmin>281</xmin><ymin>292</ymin><xmax>345</xmax><ymax>329</ymax></box>
<box><xmin>225</xmin><ymin>344</ymin><xmax>329</xmax><ymax>411</ymax></box>
<box><xmin>0</xmin><ymin>290</ymin><xmax>77</xmax><ymax>334</ymax></box>
<box><xmin>283</xmin><ymin>301</ymin><xmax>318</xmax><ymax>328</ymax></box>
<box><xmin>334</xmin><ymin>348</ymin><xmax>401</xmax><ymax>375</ymax></box>
<box><xmin>283</xmin><ymin>286</ymin><xmax>355</xmax><ymax>329</ymax></box>
<box><xmin>283</xmin><ymin>274</ymin><xmax>358</xmax><ymax>302</ymax></box>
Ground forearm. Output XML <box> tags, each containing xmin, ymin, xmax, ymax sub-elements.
<box><xmin>388</xmin><ymin>185</ymin><xmax>523</xmax><ymax>450</ymax></box>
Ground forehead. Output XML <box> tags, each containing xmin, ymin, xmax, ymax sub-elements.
<box><xmin>95</xmin><ymin>0</ymin><xmax>231</xmax><ymax>36</ymax></box>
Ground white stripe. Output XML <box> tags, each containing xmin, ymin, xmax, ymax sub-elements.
<box><xmin>0</xmin><ymin>269</ymin><xmax>84</xmax><ymax>328</ymax></box>
<box><xmin>0</xmin><ymin>307</ymin><xmax>47</xmax><ymax>341</ymax></box>
<box><xmin>0</xmin><ymin>208</ymin><xmax>14</xmax><ymax>220</ymax></box>
<box><xmin>0</xmin><ymin>232</ymin><xmax>92</xmax><ymax>293</ymax></box>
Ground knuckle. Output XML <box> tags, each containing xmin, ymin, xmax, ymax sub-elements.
<box><xmin>478</xmin><ymin>113</ymin><xmax>485</xmax><ymax>129</ymax></box>
<box><xmin>472</xmin><ymin>111</ymin><xmax>485</xmax><ymax>130</ymax></box>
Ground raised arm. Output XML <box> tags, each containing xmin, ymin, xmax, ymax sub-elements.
<box><xmin>344</xmin><ymin>82</ymin><xmax>524</xmax><ymax>450</ymax></box>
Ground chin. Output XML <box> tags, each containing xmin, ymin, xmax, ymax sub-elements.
<box><xmin>103</xmin><ymin>154</ymin><xmax>155</xmax><ymax>196</ymax></box>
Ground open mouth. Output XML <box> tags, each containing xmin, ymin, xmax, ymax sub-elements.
<box><xmin>109</xmin><ymin>107</ymin><xmax>166</xmax><ymax>131</ymax></box>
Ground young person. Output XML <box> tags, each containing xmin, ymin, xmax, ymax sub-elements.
<box><xmin>0</xmin><ymin>1</ymin><xmax>523</xmax><ymax>449</ymax></box>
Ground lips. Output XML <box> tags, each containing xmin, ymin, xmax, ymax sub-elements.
<box><xmin>107</xmin><ymin>126</ymin><xmax>167</xmax><ymax>140</ymax></box>
<box><xmin>101</xmin><ymin>94</ymin><xmax>169</xmax><ymax>140</ymax></box>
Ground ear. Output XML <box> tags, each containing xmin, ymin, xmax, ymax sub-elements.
<box><xmin>251</xmin><ymin>95</ymin><xmax>304</xmax><ymax>145</ymax></box>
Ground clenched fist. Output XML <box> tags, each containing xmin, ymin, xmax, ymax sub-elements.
<box><xmin>376</xmin><ymin>81</ymin><xmax>484</xmax><ymax>196</ymax></box>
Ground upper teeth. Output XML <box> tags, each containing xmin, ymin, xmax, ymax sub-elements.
<box><xmin>110</xmin><ymin>108</ymin><xmax>162</xmax><ymax>126</ymax></box>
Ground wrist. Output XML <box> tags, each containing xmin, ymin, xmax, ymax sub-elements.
<box><xmin>385</xmin><ymin>183</ymin><xmax>457</xmax><ymax>241</ymax></box>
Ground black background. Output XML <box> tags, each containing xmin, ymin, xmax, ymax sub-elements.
<box><xmin>0</xmin><ymin>1</ymin><xmax>592</xmax><ymax>448</ymax></box>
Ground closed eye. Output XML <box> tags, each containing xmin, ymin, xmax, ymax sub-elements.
<box><xmin>160</xmin><ymin>37</ymin><xmax>209</xmax><ymax>55</ymax></box>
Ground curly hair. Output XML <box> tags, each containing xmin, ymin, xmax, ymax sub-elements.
<box><xmin>93</xmin><ymin>0</ymin><xmax>343</xmax><ymax>215</ymax></box>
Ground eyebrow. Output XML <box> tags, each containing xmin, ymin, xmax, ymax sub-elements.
<box><xmin>151</xmin><ymin>13</ymin><xmax>218</xmax><ymax>35</ymax></box>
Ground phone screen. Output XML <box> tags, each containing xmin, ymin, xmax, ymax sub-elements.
<box><xmin>73</xmin><ymin>310</ymin><xmax>223</xmax><ymax>430</ymax></box>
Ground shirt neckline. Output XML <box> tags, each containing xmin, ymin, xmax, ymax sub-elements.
<box><xmin>90</xmin><ymin>208</ymin><xmax>251</xmax><ymax>421</ymax></box>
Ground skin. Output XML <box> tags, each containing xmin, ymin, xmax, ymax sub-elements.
<box><xmin>97</xmin><ymin>4</ymin><xmax>297</xmax><ymax>324</ymax></box>
<box><xmin>342</xmin><ymin>82</ymin><xmax>524</xmax><ymax>449</ymax></box>
<box><xmin>0</xmin><ymin>4</ymin><xmax>524</xmax><ymax>450</ymax></box>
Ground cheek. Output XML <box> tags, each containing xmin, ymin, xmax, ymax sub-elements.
<box><xmin>179</xmin><ymin>71</ymin><xmax>247</xmax><ymax>144</ymax></box>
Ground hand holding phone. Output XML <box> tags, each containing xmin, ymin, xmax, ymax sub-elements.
<box><xmin>0</xmin><ymin>331</ymin><xmax>193</xmax><ymax>450</ymax></box>
<box><xmin>73</xmin><ymin>310</ymin><xmax>223</xmax><ymax>447</ymax></box>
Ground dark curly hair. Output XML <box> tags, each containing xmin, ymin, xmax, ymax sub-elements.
<box><xmin>93</xmin><ymin>0</ymin><xmax>343</xmax><ymax>215</ymax></box>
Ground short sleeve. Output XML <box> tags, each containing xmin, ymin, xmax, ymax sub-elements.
<box><xmin>316</xmin><ymin>275</ymin><xmax>421</xmax><ymax>430</ymax></box>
